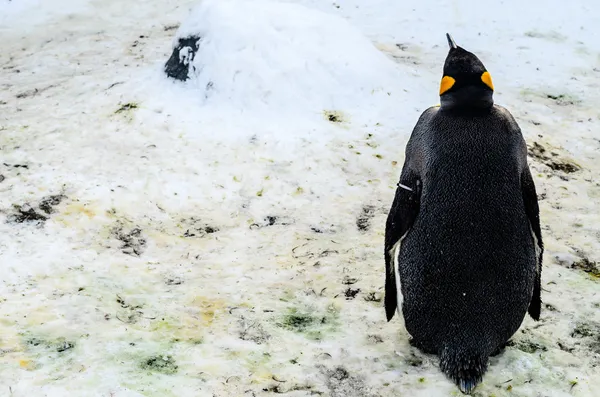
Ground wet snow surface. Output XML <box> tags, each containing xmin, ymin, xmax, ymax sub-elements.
<box><xmin>1</xmin><ymin>0</ymin><xmax>599</xmax><ymax>396</ymax></box>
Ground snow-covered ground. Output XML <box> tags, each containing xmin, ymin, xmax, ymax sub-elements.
<box><xmin>1</xmin><ymin>0</ymin><xmax>599</xmax><ymax>396</ymax></box>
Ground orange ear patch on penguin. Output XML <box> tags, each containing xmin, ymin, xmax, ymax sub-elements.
<box><xmin>439</xmin><ymin>76</ymin><xmax>456</xmax><ymax>95</ymax></box>
<box><xmin>481</xmin><ymin>71</ymin><xmax>494</xmax><ymax>91</ymax></box>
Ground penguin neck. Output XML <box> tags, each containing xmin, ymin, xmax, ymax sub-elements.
<box><xmin>440</xmin><ymin>86</ymin><xmax>494</xmax><ymax>114</ymax></box>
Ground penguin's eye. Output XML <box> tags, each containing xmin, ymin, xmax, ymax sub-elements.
<box><xmin>481</xmin><ymin>71</ymin><xmax>494</xmax><ymax>90</ymax></box>
<box><xmin>439</xmin><ymin>76</ymin><xmax>455</xmax><ymax>95</ymax></box>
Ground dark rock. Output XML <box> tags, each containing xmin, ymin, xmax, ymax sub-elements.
<box><xmin>164</xmin><ymin>36</ymin><xmax>201</xmax><ymax>81</ymax></box>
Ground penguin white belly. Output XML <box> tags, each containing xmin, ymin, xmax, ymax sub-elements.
<box><xmin>391</xmin><ymin>236</ymin><xmax>407</xmax><ymax>319</ymax></box>
<box><xmin>530</xmin><ymin>225</ymin><xmax>541</xmax><ymax>271</ymax></box>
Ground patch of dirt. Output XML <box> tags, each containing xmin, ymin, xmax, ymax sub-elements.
<box><xmin>38</xmin><ymin>194</ymin><xmax>66</xmax><ymax>214</ymax></box>
<box><xmin>164</xmin><ymin>275</ymin><xmax>183</xmax><ymax>285</ymax></box>
<box><xmin>570</xmin><ymin>257</ymin><xmax>600</xmax><ymax>278</ymax></box>
<box><xmin>56</xmin><ymin>339</ymin><xmax>76</xmax><ymax>353</ymax></box>
<box><xmin>6</xmin><ymin>194</ymin><xmax>66</xmax><ymax>225</ymax></box>
<box><xmin>546</xmin><ymin>93</ymin><xmax>580</xmax><ymax>106</ymax></box>
<box><xmin>250</xmin><ymin>215</ymin><xmax>293</xmax><ymax>229</ymax></box>
<box><xmin>115</xmin><ymin>102</ymin><xmax>138</xmax><ymax>114</ymax></box>
<box><xmin>527</xmin><ymin>142</ymin><xmax>581</xmax><ymax>173</ymax></box>
<box><xmin>571</xmin><ymin>322</ymin><xmax>598</xmax><ymax>338</ymax></box>
<box><xmin>7</xmin><ymin>204</ymin><xmax>48</xmax><ymax>224</ymax></box>
<box><xmin>115</xmin><ymin>295</ymin><xmax>144</xmax><ymax>324</ymax></box>
<box><xmin>310</xmin><ymin>224</ymin><xmax>337</xmax><ymax>234</ymax></box>
<box><xmin>238</xmin><ymin>316</ymin><xmax>270</xmax><ymax>344</ymax></box>
<box><xmin>15</xmin><ymin>84</ymin><xmax>57</xmax><ymax>99</ymax></box>
<box><xmin>280</xmin><ymin>310</ymin><xmax>316</xmax><ymax>332</ymax></box>
<box><xmin>181</xmin><ymin>217</ymin><xmax>219</xmax><ymax>237</ymax></box>
<box><xmin>557</xmin><ymin>341</ymin><xmax>575</xmax><ymax>353</ymax></box>
<box><xmin>363</xmin><ymin>292</ymin><xmax>382</xmax><ymax>302</ymax></box>
<box><xmin>278</xmin><ymin>305</ymin><xmax>340</xmax><ymax>340</ymax></box>
<box><xmin>323</xmin><ymin>110</ymin><xmax>346</xmax><ymax>123</ymax></box>
<box><xmin>111</xmin><ymin>225</ymin><xmax>146</xmax><ymax>256</ymax></box>
<box><xmin>262</xmin><ymin>383</ymin><xmax>321</xmax><ymax>394</ymax></box>
<box><xmin>367</xmin><ymin>334</ymin><xmax>384</xmax><ymax>344</ymax></box>
<box><xmin>405</xmin><ymin>353</ymin><xmax>424</xmax><ymax>367</ymax></box>
<box><xmin>571</xmin><ymin>322</ymin><xmax>600</xmax><ymax>354</ymax></box>
<box><xmin>389</xmin><ymin>54</ymin><xmax>420</xmax><ymax>65</ymax></box>
<box><xmin>320</xmin><ymin>366</ymin><xmax>374</xmax><ymax>397</ymax></box>
<box><xmin>506</xmin><ymin>339</ymin><xmax>548</xmax><ymax>354</ymax></box>
<box><xmin>3</xmin><ymin>163</ymin><xmax>29</xmax><ymax>169</ymax></box>
<box><xmin>140</xmin><ymin>355</ymin><xmax>178</xmax><ymax>375</ymax></box>
<box><xmin>344</xmin><ymin>288</ymin><xmax>360</xmax><ymax>300</ymax></box>
<box><xmin>25</xmin><ymin>336</ymin><xmax>76</xmax><ymax>353</ymax></box>
<box><xmin>356</xmin><ymin>205</ymin><xmax>376</xmax><ymax>231</ymax></box>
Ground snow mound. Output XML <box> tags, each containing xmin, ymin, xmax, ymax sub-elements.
<box><xmin>168</xmin><ymin>0</ymin><xmax>407</xmax><ymax>115</ymax></box>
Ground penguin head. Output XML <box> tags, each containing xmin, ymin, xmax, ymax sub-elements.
<box><xmin>439</xmin><ymin>34</ymin><xmax>494</xmax><ymax>111</ymax></box>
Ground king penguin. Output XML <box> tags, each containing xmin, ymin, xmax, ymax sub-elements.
<box><xmin>384</xmin><ymin>34</ymin><xmax>544</xmax><ymax>394</ymax></box>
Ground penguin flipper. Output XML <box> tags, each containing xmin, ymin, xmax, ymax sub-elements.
<box><xmin>384</xmin><ymin>167</ymin><xmax>421</xmax><ymax>321</ymax></box>
<box><xmin>521</xmin><ymin>167</ymin><xmax>543</xmax><ymax>321</ymax></box>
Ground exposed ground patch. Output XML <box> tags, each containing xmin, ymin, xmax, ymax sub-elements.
<box><xmin>179</xmin><ymin>217</ymin><xmax>219</xmax><ymax>237</ymax></box>
<box><xmin>356</xmin><ymin>205</ymin><xmax>376</xmax><ymax>231</ymax></box>
<box><xmin>140</xmin><ymin>355</ymin><xmax>178</xmax><ymax>375</ymax></box>
<box><xmin>6</xmin><ymin>194</ymin><xmax>66</xmax><ymax>224</ymax></box>
<box><xmin>111</xmin><ymin>224</ymin><xmax>146</xmax><ymax>256</ymax></box>
<box><xmin>545</xmin><ymin>93</ymin><xmax>580</xmax><ymax>106</ymax></box>
<box><xmin>115</xmin><ymin>102</ymin><xmax>138</xmax><ymax>114</ymax></box>
<box><xmin>344</xmin><ymin>287</ymin><xmax>360</xmax><ymax>300</ymax></box>
<box><xmin>115</xmin><ymin>295</ymin><xmax>144</xmax><ymax>324</ymax></box>
<box><xmin>507</xmin><ymin>339</ymin><xmax>548</xmax><ymax>354</ymax></box>
<box><xmin>25</xmin><ymin>336</ymin><xmax>76</xmax><ymax>353</ymax></box>
<box><xmin>238</xmin><ymin>315</ymin><xmax>270</xmax><ymax>345</ymax></box>
<box><xmin>39</xmin><ymin>195</ymin><xmax>66</xmax><ymax>214</ymax></box>
<box><xmin>323</xmin><ymin>110</ymin><xmax>346</xmax><ymax>123</ymax></box>
<box><xmin>570</xmin><ymin>257</ymin><xmax>600</xmax><ymax>278</ymax></box>
<box><xmin>320</xmin><ymin>366</ymin><xmax>374</xmax><ymax>397</ymax></box>
<box><xmin>250</xmin><ymin>215</ymin><xmax>293</xmax><ymax>229</ymax></box>
<box><xmin>571</xmin><ymin>322</ymin><xmax>600</xmax><ymax>355</ymax></box>
<box><xmin>278</xmin><ymin>304</ymin><xmax>340</xmax><ymax>341</ymax></box>
<box><xmin>527</xmin><ymin>142</ymin><xmax>581</xmax><ymax>173</ymax></box>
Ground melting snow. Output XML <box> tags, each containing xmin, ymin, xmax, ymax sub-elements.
<box><xmin>0</xmin><ymin>0</ymin><xmax>599</xmax><ymax>396</ymax></box>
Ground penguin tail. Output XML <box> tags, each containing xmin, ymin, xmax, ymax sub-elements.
<box><xmin>439</xmin><ymin>346</ymin><xmax>489</xmax><ymax>395</ymax></box>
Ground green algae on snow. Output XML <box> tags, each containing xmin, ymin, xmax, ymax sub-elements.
<box><xmin>278</xmin><ymin>304</ymin><xmax>340</xmax><ymax>340</ymax></box>
<box><xmin>140</xmin><ymin>355</ymin><xmax>178</xmax><ymax>375</ymax></box>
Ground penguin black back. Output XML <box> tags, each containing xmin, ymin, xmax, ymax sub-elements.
<box><xmin>384</xmin><ymin>34</ymin><xmax>543</xmax><ymax>394</ymax></box>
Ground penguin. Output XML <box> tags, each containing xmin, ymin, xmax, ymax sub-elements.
<box><xmin>384</xmin><ymin>34</ymin><xmax>543</xmax><ymax>394</ymax></box>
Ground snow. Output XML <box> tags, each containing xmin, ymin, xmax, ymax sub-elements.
<box><xmin>0</xmin><ymin>0</ymin><xmax>91</xmax><ymax>28</ymax></box>
<box><xmin>1</xmin><ymin>0</ymin><xmax>599</xmax><ymax>396</ymax></box>
<box><xmin>171</xmin><ymin>0</ymin><xmax>412</xmax><ymax>121</ymax></box>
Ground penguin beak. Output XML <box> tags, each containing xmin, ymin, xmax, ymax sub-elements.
<box><xmin>446</xmin><ymin>33</ymin><xmax>457</xmax><ymax>50</ymax></box>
